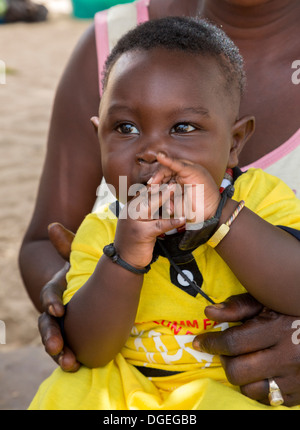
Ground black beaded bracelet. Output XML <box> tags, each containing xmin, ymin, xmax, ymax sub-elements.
<box><xmin>103</xmin><ymin>243</ymin><xmax>152</xmax><ymax>275</ymax></box>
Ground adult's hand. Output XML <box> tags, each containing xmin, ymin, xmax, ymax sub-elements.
<box><xmin>193</xmin><ymin>293</ymin><xmax>300</xmax><ymax>407</ymax></box>
<box><xmin>39</xmin><ymin>223</ymin><xmax>80</xmax><ymax>372</ymax></box>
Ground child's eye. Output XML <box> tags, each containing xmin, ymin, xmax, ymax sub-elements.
<box><xmin>116</xmin><ymin>123</ymin><xmax>139</xmax><ymax>134</ymax></box>
<box><xmin>171</xmin><ymin>123</ymin><xmax>196</xmax><ymax>133</ymax></box>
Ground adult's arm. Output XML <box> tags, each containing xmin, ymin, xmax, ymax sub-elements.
<box><xmin>18</xmin><ymin>24</ymin><xmax>102</xmax><ymax>313</ymax></box>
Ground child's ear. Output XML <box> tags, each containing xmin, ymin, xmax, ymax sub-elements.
<box><xmin>227</xmin><ymin>115</ymin><xmax>255</xmax><ymax>168</ymax></box>
<box><xmin>90</xmin><ymin>116</ymin><xmax>100</xmax><ymax>134</ymax></box>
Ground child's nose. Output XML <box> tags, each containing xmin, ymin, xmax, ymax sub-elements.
<box><xmin>136</xmin><ymin>138</ymin><xmax>168</xmax><ymax>164</ymax></box>
<box><xmin>136</xmin><ymin>150</ymin><xmax>159</xmax><ymax>164</ymax></box>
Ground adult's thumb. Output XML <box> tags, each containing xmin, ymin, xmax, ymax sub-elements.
<box><xmin>48</xmin><ymin>222</ymin><xmax>75</xmax><ymax>261</ymax></box>
<box><xmin>204</xmin><ymin>293</ymin><xmax>263</xmax><ymax>323</ymax></box>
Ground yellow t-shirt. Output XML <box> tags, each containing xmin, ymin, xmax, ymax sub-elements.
<box><xmin>29</xmin><ymin>169</ymin><xmax>300</xmax><ymax>410</ymax></box>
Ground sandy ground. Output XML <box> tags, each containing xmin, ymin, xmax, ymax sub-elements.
<box><xmin>0</xmin><ymin>1</ymin><xmax>91</xmax><ymax>409</ymax></box>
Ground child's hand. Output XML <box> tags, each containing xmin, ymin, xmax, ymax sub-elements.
<box><xmin>114</xmin><ymin>153</ymin><xmax>221</xmax><ymax>269</ymax></box>
<box><xmin>148</xmin><ymin>153</ymin><xmax>221</xmax><ymax>223</ymax></box>
<box><xmin>114</xmin><ymin>182</ymin><xmax>186</xmax><ymax>269</ymax></box>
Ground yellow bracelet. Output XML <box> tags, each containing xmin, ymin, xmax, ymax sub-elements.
<box><xmin>207</xmin><ymin>200</ymin><xmax>245</xmax><ymax>248</ymax></box>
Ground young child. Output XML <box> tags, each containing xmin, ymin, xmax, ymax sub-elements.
<box><xmin>29</xmin><ymin>17</ymin><xmax>300</xmax><ymax>410</ymax></box>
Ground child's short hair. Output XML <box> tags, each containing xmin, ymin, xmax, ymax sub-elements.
<box><xmin>101</xmin><ymin>16</ymin><xmax>246</xmax><ymax>99</ymax></box>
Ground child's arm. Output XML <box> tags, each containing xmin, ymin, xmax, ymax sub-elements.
<box><xmin>215</xmin><ymin>199</ymin><xmax>300</xmax><ymax>315</ymax></box>
<box><xmin>63</xmin><ymin>185</ymin><xmax>185</xmax><ymax>368</ymax></box>
<box><xmin>151</xmin><ymin>154</ymin><xmax>300</xmax><ymax>316</ymax></box>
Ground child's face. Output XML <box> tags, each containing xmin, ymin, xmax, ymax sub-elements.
<box><xmin>98</xmin><ymin>48</ymin><xmax>251</xmax><ymax>201</ymax></box>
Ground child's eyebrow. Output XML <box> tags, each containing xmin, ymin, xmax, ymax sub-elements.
<box><xmin>106</xmin><ymin>103</ymin><xmax>136</xmax><ymax>115</ymax></box>
<box><xmin>106</xmin><ymin>104</ymin><xmax>210</xmax><ymax>118</ymax></box>
<box><xmin>177</xmin><ymin>106</ymin><xmax>210</xmax><ymax>118</ymax></box>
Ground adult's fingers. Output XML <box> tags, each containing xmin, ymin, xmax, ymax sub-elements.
<box><xmin>193</xmin><ymin>307</ymin><xmax>278</xmax><ymax>357</ymax></box>
<box><xmin>56</xmin><ymin>345</ymin><xmax>81</xmax><ymax>373</ymax></box>
<box><xmin>238</xmin><ymin>376</ymin><xmax>299</xmax><ymax>407</ymax></box>
<box><xmin>40</xmin><ymin>262</ymin><xmax>69</xmax><ymax>317</ymax></box>
<box><xmin>48</xmin><ymin>222</ymin><xmax>75</xmax><ymax>261</ymax></box>
<box><xmin>223</xmin><ymin>354</ymin><xmax>296</xmax><ymax>407</ymax></box>
<box><xmin>38</xmin><ymin>312</ymin><xmax>64</xmax><ymax>357</ymax></box>
<box><xmin>239</xmin><ymin>379</ymin><xmax>270</xmax><ymax>405</ymax></box>
<box><xmin>219</xmin><ymin>346</ymin><xmax>281</xmax><ymax>387</ymax></box>
<box><xmin>38</xmin><ymin>313</ymin><xmax>80</xmax><ymax>372</ymax></box>
<box><xmin>204</xmin><ymin>293</ymin><xmax>263</xmax><ymax>323</ymax></box>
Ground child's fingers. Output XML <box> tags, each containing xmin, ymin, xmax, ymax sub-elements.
<box><xmin>157</xmin><ymin>152</ymin><xmax>195</xmax><ymax>175</ymax></box>
<box><xmin>150</xmin><ymin>216</ymin><xmax>186</xmax><ymax>236</ymax></box>
<box><xmin>148</xmin><ymin>153</ymin><xmax>196</xmax><ymax>185</ymax></box>
<box><xmin>129</xmin><ymin>182</ymin><xmax>178</xmax><ymax>220</ymax></box>
<box><xmin>147</xmin><ymin>164</ymin><xmax>173</xmax><ymax>186</ymax></box>
<box><xmin>149</xmin><ymin>182</ymin><xmax>181</xmax><ymax>219</ymax></box>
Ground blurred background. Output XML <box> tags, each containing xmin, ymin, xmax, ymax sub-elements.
<box><xmin>0</xmin><ymin>0</ymin><xmax>129</xmax><ymax>410</ymax></box>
